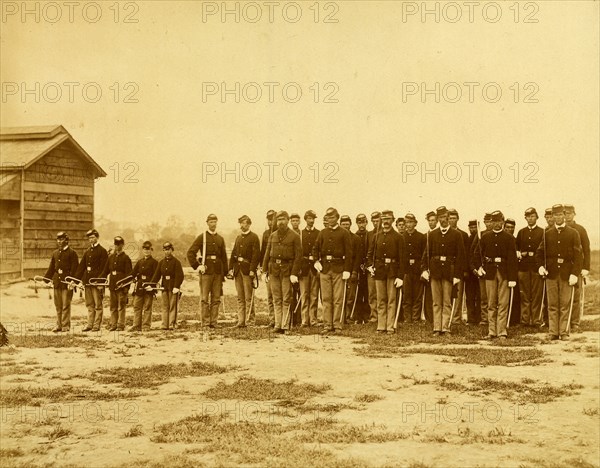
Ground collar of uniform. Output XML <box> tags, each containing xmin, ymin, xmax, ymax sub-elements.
<box><xmin>440</xmin><ymin>227</ymin><xmax>449</xmax><ymax>235</ymax></box>
<box><xmin>61</xmin><ymin>245</ymin><xmax>69</xmax><ymax>251</ymax></box>
<box><xmin>555</xmin><ymin>223</ymin><xmax>566</xmax><ymax>230</ymax></box>
<box><xmin>329</xmin><ymin>224</ymin><xmax>339</xmax><ymax>230</ymax></box>
<box><xmin>493</xmin><ymin>229</ymin><xmax>503</xmax><ymax>234</ymax></box>
<box><xmin>90</xmin><ymin>243</ymin><xmax>98</xmax><ymax>248</ymax></box>
<box><xmin>241</xmin><ymin>230</ymin><xmax>251</xmax><ymax>236</ymax></box>
<box><xmin>208</xmin><ymin>230</ymin><xmax>217</xmax><ymax>235</ymax></box>
<box><xmin>528</xmin><ymin>224</ymin><xmax>538</xmax><ymax>230</ymax></box>
<box><xmin>382</xmin><ymin>227</ymin><xmax>393</xmax><ymax>233</ymax></box>
<box><xmin>305</xmin><ymin>227</ymin><xmax>313</xmax><ymax>231</ymax></box>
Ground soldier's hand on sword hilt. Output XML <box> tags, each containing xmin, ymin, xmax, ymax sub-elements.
<box><xmin>452</xmin><ymin>277</ymin><xmax>461</xmax><ymax>286</ymax></box>
<box><xmin>582</xmin><ymin>269</ymin><xmax>589</xmax><ymax>278</ymax></box>
<box><xmin>199</xmin><ymin>265</ymin><xmax>207</xmax><ymax>275</ymax></box>
<box><xmin>508</xmin><ymin>281</ymin><xmax>516</xmax><ymax>288</ymax></box>
<box><xmin>342</xmin><ymin>271</ymin><xmax>350</xmax><ymax>281</ymax></box>
<box><xmin>420</xmin><ymin>270</ymin><xmax>430</xmax><ymax>282</ymax></box>
<box><xmin>290</xmin><ymin>275</ymin><xmax>299</xmax><ymax>284</ymax></box>
<box><xmin>226</xmin><ymin>270</ymin><xmax>234</xmax><ymax>280</ymax></box>
<box><xmin>538</xmin><ymin>266</ymin><xmax>548</xmax><ymax>278</ymax></box>
<box><xmin>314</xmin><ymin>261</ymin><xmax>323</xmax><ymax>273</ymax></box>
<box><xmin>367</xmin><ymin>266</ymin><xmax>375</xmax><ymax>277</ymax></box>
<box><xmin>477</xmin><ymin>267</ymin><xmax>486</xmax><ymax>278</ymax></box>
<box><xmin>394</xmin><ymin>278</ymin><xmax>403</xmax><ymax>288</ymax></box>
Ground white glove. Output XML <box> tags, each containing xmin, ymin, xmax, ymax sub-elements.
<box><xmin>452</xmin><ymin>277</ymin><xmax>460</xmax><ymax>286</ymax></box>
<box><xmin>477</xmin><ymin>267</ymin><xmax>486</xmax><ymax>277</ymax></box>
<box><xmin>290</xmin><ymin>275</ymin><xmax>298</xmax><ymax>284</ymax></box>
<box><xmin>173</xmin><ymin>288</ymin><xmax>180</xmax><ymax>293</ymax></box>
<box><xmin>421</xmin><ymin>270</ymin><xmax>430</xmax><ymax>282</ymax></box>
<box><xmin>367</xmin><ymin>266</ymin><xmax>375</xmax><ymax>276</ymax></box>
<box><xmin>199</xmin><ymin>265</ymin><xmax>207</xmax><ymax>275</ymax></box>
<box><xmin>508</xmin><ymin>281</ymin><xmax>516</xmax><ymax>288</ymax></box>
<box><xmin>394</xmin><ymin>278</ymin><xmax>403</xmax><ymax>288</ymax></box>
<box><xmin>314</xmin><ymin>261</ymin><xmax>323</xmax><ymax>272</ymax></box>
<box><xmin>582</xmin><ymin>269</ymin><xmax>589</xmax><ymax>278</ymax></box>
<box><xmin>145</xmin><ymin>286</ymin><xmax>153</xmax><ymax>291</ymax></box>
<box><xmin>538</xmin><ymin>266</ymin><xmax>548</xmax><ymax>277</ymax></box>
<box><xmin>568</xmin><ymin>274</ymin><xmax>578</xmax><ymax>286</ymax></box>
<box><xmin>342</xmin><ymin>271</ymin><xmax>350</xmax><ymax>281</ymax></box>
<box><xmin>516</xmin><ymin>251</ymin><xmax>522</xmax><ymax>260</ymax></box>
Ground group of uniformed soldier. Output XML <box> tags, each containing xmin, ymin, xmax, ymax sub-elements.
<box><xmin>43</xmin><ymin>203</ymin><xmax>590</xmax><ymax>340</ymax></box>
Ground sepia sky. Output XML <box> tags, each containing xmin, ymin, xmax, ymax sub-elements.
<box><xmin>1</xmin><ymin>1</ymin><xmax>599</xmax><ymax>246</ymax></box>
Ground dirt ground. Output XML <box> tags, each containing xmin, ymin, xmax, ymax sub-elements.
<box><xmin>0</xmin><ymin>277</ymin><xmax>599</xmax><ymax>468</ymax></box>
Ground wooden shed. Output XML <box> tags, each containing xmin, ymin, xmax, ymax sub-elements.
<box><xmin>0</xmin><ymin>125</ymin><xmax>106</xmax><ymax>282</ymax></box>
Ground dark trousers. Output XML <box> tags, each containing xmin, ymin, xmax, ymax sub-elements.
<box><xmin>85</xmin><ymin>286</ymin><xmax>103</xmax><ymax>330</ymax></box>
<box><xmin>403</xmin><ymin>273</ymin><xmax>424</xmax><ymax>322</ymax></box>
<box><xmin>53</xmin><ymin>287</ymin><xmax>73</xmax><ymax>330</ymax></box>
<box><xmin>109</xmin><ymin>288</ymin><xmax>128</xmax><ymax>329</ymax></box>
<box><xmin>465</xmin><ymin>274</ymin><xmax>481</xmax><ymax>324</ymax></box>
<box><xmin>161</xmin><ymin>290</ymin><xmax>179</xmax><ymax>329</ymax></box>
<box><xmin>132</xmin><ymin>293</ymin><xmax>154</xmax><ymax>330</ymax></box>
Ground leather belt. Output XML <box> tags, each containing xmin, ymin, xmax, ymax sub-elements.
<box><xmin>432</xmin><ymin>255</ymin><xmax>454</xmax><ymax>262</ymax></box>
<box><xmin>377</xmin><ymin>258</ymin><xmax>397</xmax><ymax>264</ymax></box>
<box><xmin>324</xmin><ymin>255</ymin><xmax>345</xmax><ymax>261</ymax></box>
<box><xmin>273</xmin><ymin>259</ymin><xmax>291</xmax><ymax>264</ymax></box>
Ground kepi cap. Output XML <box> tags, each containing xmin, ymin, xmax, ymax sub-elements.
<box><xmin>370</xmin><ymin>211</ymin><xmax>381</xmax><ymax>220</ymax></box>
<box><xmin>238</xmin><ymin>215</ymin><xmax>251</xmax><ymax>224</ymax></box>
<box><xmin>504</xmin><ymin>218</ymin><xmax>516</xmax><ymax>227</ymax></box>
<box><xmin>275</xmin><ymin>210</ymin><xmax>289</xmax><ymax>220</ymax></box>
<box><xmin>162</xmin><ymin>241</ymin><xmax>174</xmax><ymax>250</ymax></box>
<box><xmin>56</xmin><ymin>231</ymin><xmax>68</xmax><ymax>240</ymax></box>
<box><xmin>266</xmin><ymin>209</ymin><xmax>276</xmax><ymax>220</ymax></box>
<box><xmin>340</xmin><ymin>215</ymin><xmax>352</xmax><ymax>224</ymax></box>
<box><xmin>552</xmin><ymin>204</ymin><xmax>564</xmax><ymax>215</ymax></box>
<box><xmin>304</xmin><ymin>210</ymin><xmax>317</xmax><ymax>220</ymax></box>
<box><xmin>290</xmin><ymin>213</ymin><xmax>300</xmax><ymax>220</ymax></box>
<box><xmin>114</xmin><ymin>236</ymin><xmax>125</xmax><ymax>245</ymax></box>
<box><xmin>491</xmin><ymin>211</ymin><xmax>504</xmax><ymax>222</ymax></box>
<box><xmin>436</xmin><ymin>206</ymin><xmax>448</xmax><ymax>217</ymax></box>
<box><xmin>325</xmin><ymin>207</ymin><xmax>340</xmax><ymax>218</ymax></box>
<box><xmin>404</xmin><ymin>213</ymin><xmax>417</xmax><ymax>222</ymax></box>
<box><xmin>206</xmin><ymin>214</ymin><xmax>218</xmax><ymax>222</ymax></box>
<box><xmin>468</xmin><ymin>220</ymin><xmax>477</xmax><ymax>227</ymax></box>
<box><xmin>86</xmin><ymin>229</ymin><xmax>99</xmax><ymax>238</ymax></box>
<box><xmin>142</xmin><ymin>241</ymin><xmax>152</xmax><ymax>249</ymax></box>
<box><xmin>356</xmin><ymin>213</ymin><xmax>368</xmax><ymax>222</ymax></box>
<box><xmin>524</xmin><ymin>207</ymin><xmax>538</xmax><ymax>217</ymax></box>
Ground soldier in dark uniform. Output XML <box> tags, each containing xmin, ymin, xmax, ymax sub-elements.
<box><xmin>470</xmin><ymin>213</ymin><xmax>493</xmax><ymax>325</ymax></box>
<box><xmin>448</xmin><ymin>209</ymin><xmax>469</xmax><ymax>325</ymax></box>
<box><xmin>516</xmin><ymin>208</ymin><xmax>544</xmax><ymax>327</ymax></box>
<box><xmin>313</xmin><ymin>207</ymin><xmax>353</xmax><ymax>334</ymax></box>
<box><xmin>129</xmin><ymin>241</ymin><xmax>158</xmax><ymax>332</ymax></box>
<box><xmin>262</xmin><ymin>211</ymin><xmax>302</xmax><ymax>334</ymax></box>
<box><xmin>536</xmin><ymin>204</ymin><xmax>583</xmax><ymax>340</ymax></box>
<box><xmin>422</xmin><ymin>210</ymin><xmax>438</xmax><ymax>323</ymax></box>
<box><xmin>75</xmin><ymin>229</ymin><xmax>108</xmax><ymax>332</ymax></box>
<box><xmin>101</xmin><ymin>236</ymin><xmax>133</xmax><ymax>331</ymax></box>
<box><xmin>421</xmin><ymin>207</ymin><xmax>465</xmax><ymax>336</ymax></box>
<box><xmin>228</xmin><ymin>215</ymin><xmax>260</xmax><ymax>328</ymax></box>
<box><xmin>540</xmin><ymin>207</ymin><xmax>554</xmax><ymax>327</ymax></box>
<box><xmin>478</xmin><ymin>211</ymin><xmax>518</xmax><ymax>340</ymax></box>
<box><xmin>503</xmin><ymin>218</ymin><xmax>521</xmax><ymax>326</ymax></box>
<box><xmin>564</xmin><ymin>204</ymin><xmax>591</xmax><ymax>332</ymax></box>
<box><xmin>340</xmin><ymin>215</ymin><xmax>363</xmax><ymax>324</ymax></box>
<box><xmin>367</xmin><ymin>210</ymin><xmax>405</xmax><ymax>333</ymax></box>
<box><xmin>354</xmin><ymin>213</ymin><xmax>370</xmax><ymax>324</ymax></box>
<box><xmin>289</xmin><ymin>213</ymin><xmax>302</xmax><ymax>325</ymax></box>
<box><xmin>187</xmin><ymin>214</ymin><xmax>228</xmax><ymax>328</ymax></box>
<box><xmin>299</xmin><ymin>210</ymin><xmax>320</xmax><ymax>326</ymax></box>
<box><xmin>259</xmin><ymin>210</ymin><xmax>277</xmax><ymax>327</ymax></box>
<box><xmin>44</xmin><ymin>231</ymin><xmax>79</xmax><ymax>332</ymax></box>
<box><xmin>366</xmin><ymin>212</ymin><xmax>382</xmax><ymax>322</ymax></box>
<box><xmin>151</xmin><ymin>242</ymin><xmax>184</xmax><ymax>330</ymax></box>
<box><xmin>465</xmin><ymin>220</ymin><xmax>482</xmax><ymax>325</ymax></box>
<box><xmin>544</xmin><ymin>207</ymin><xmax>555</xmax><ymax>230</ymax></box>
<box><xmin>402</xmin><ymin>213</ymin><xmax>425</xmax><ymax>323</ymax></box>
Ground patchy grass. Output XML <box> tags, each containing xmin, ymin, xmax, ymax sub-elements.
<box><xmin>0</xmin><ymin>385</ymin><xmax>142</xmax><ymax>407</ymax></box>
<box><xmin>0</xmin><ymin>448</ymin><xmax>24</xmax><ymax>458</ymax></box>
<box><xmin>123</xmin><ymin>454</ymin><xmax>208</xmax><ymax>468</ymax></box>
<box><xmin>383</xmin><ymin>346</ymin><xmax>549</xmax><ymax>366</ymax></box>
<box><xmin>439</xmin><ymin>377</ymin><xmax>583</xmax><ymax>404</ymax></box>
<box><xmin>90</xmin><ymin>361</ymin><xmax>233</xmax><ymax>389</ymax></box>
<box><xmin>123</xmin><ymin>424</ymin><xmax>144</xmax><ymax>437</ymax></box>
<box><xmin>424</xmin><ymin>426</ymin><xmax>524</xmax><ymax>445</ymax></box>
<box><xmin>9</xmin><ymin>334</ymin><xmax>106</xmax><ymax>349</ymax></box>
<box><xmin>582</xmin><ymin>407</ymin><xmax>599</xmax><ymax>416</ymax></box>
<box><xmin>580</xmin><ymin>317</ymin><xmax>600</xmax><ymax>332</ymax></box>
<box><xmin>202</xmin><ymin>376</ymin><xmax>331</xmax><ymax>401</ymax></box>
<box><xmin>46</xmin><ymin>424</ymin><xmax>72</xmax><ymax>440</ymax></box>
<box><xmin>276</xmin><ymin>400</ymin><xmax>358</xmax><ymax>415</ymax></box>
<box><xmin>354</xmin><ymin>393</ymin><xmax>384</xmax><ymax>403</ymax></box>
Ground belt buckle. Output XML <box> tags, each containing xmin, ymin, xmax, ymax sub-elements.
<box><xmin>440</xmin><ymin>256</ymin><xmax>447</xmax><ymax>261</ymax></box>
<box><xmin>409</xmin><ymin>259</ymin><xmax>415</xmax><ymax>265</ymax></box>
<box><xmin>325</xmin><ymin>255</ymin><xmax>333</xmax><ymax>261</ymax></box>
<box><xmin>494</xmin><ymin>257</ymin><xmax>502</xmax><ymax>263</ymax></box>
<box><xmin>58</xmin><ymin>269</ymin><xmax>63</xmax><ymax>274</ymax></box>
<box><xmin>557</xmin><ymin>258</ymin><xmax>564</xmax><ymax>264</ymax></box>
<box><xmin>528</xmin><ymin>252</ymin><xmax>534</xmax><ymax>256</ymax></box>
<box><xmin>112</xmin><ymin>271</ymin><xmax>117</xmax><ymax>275</ymax></box>
<box><xmin>384</xmin><ymin>258</ymin><xmax>392</xmax><ymax>264</ymax></box>
<box><xmin>165</xmin><ymin>275</ymin><xmax>171</xmax><ymax>279</ymax></box>
<box><xmin>308</xmin><ymin>255</ymin><xmax>314</xmax><ymax>261</ymax></box>
<box><xmin>142</xmin><ymin>275</ymin><xmax>147</xmax><ymax>279</ymax></box>
<box><xmin>276</xmin><ymin>259</ymin><xmax>282</xmax><ymax>264</ymax></box>
<box><xmin>87</xmin><ymin>267</ymin><xmax>91</xmax><ymax>271</ymax></box>
<box><xmin>238</xmin><ymin>257</ymin><xmax>244</xmax><ymax>262</ymax></box>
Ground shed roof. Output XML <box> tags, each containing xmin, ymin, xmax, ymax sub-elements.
<box><xmin>0</xmin><ymin>125</ymin><xmax>107</xmax><ymax>178</ymax></box>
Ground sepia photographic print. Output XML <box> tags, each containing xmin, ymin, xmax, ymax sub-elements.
<box><xmin>1</xmin><ymin>1</ymin><xmax>599</xmax><ymax>467</ymax></box>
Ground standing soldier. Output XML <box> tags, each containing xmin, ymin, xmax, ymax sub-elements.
<box><xmin>536</xmin><ymin>204</ymin><xmax>583</xmax><ymax>340</ymax></box>
<box><xmin>448</xmin><ymin>209</ymin><xmax>469</xmax><ymax>325</ymax></box>
<box><xmin>44</xmin><ymin>232</ymin><xmax>79</xmax><ymax>333</ymax></box>
<box><xmin>367</xmin><ymin>210</ymin><xmax>405</xmax><ymax>333</ymax></box>
<box><xmin>151</xmin><ymin>242</ymin><xmax>184</xmax><ymax>330</ymax></box>
<box><xmin>340</xmin><ymin>215</ymin><xmax>363</xmax><ymax>324</ymax></box>
<box><xmin>516</xmin><ymin>208</ymin><xmax>544</xmax><ymax>327</ymax></box>
<box><xmin>289</xmin><ymin>213</ymin><xmax>302</xmax><ymax>325</ymax></box>
<box><xmin>259</xmin><ymin>210</ymin><xmax>277</xmax><ymax>327</ymax></box>
<box><xmin>187</xmin><ymin>214</ymin><xmax>228</xmax><ymax>329</ymax></box>
<box><xmin>470</xmin><ymin>213</ymin><xmax>493</xmax><ymax>325</ymax></box>
<box><xmin>504</xmin><ymin>218</ymin><xmax>521</xmax><ymax>326</ymax></box>
<box><xmin>544</xmin><ymin>208</ymin><xmax>555</xmax><ymax>230</ymax></box>
<box><xmin>354</xmin><ymin>214</ymin><xmax>370</xmax><ymax>324</ymax></box>
<box><xmin>228</xmin><ymin>215</ymin><xmax>260</xmax><ymax>328</ymax></box>
<box><xmin>366</xmin><ymin>212</ymin><xmax>382</xmax><ymax>322</ymax></box>
<box><xmin>76</xmin><ymin>229</ymin><xmax>108</xmax><ymax>332</ymax></box>
<box><xmin>313</xmin><ymin>207</ymin><xmax>353</xmax><ymax>334</ymax></box>
<box><xmin>465</xmin><ymin>220</ymin><xmax>482</xmax><ymax>325</ymax></box>
<box><xmin>564</xmin><ymin>204</ymin><xmax>590</xmax><ymax>332</ymax></box>
<box><xmin>395</xmin><ymin>217</ymin><xmax>406</xmax><ymax>236</ymax></box>
<box><xmin>262</xmin><ymin>211</ymin><xmax>302</xmax><ymax>334</ymax></box>
<box><xmin>421</xmin><ymin>207</ymin><xmax>465</xmax><ymax>336</ymax></box>
<box><xmin>102</xmin><ymin>236</ymin><xmax>133</xmax><ymax>332</ymax></box>
<box><xmin>422</xmin><ymin>210</ymin><xmax>438</xmax><ymax>323</ymax></box>
<box><xmin>402</xmin><ymin>213</ymin><xmax>425</xmax><ymax>323</ymax></box>
<box><xmin>299</xmin><ymin>210</ymin><xmax>320</xmax><ymax>327</ymax></box>
<box><xmin>478</xmin><ymin>212</ymin><xmax>518</xmax><ymax>340</ymax></box>
<box><xmin>129</xmin><ymin>241</ymin><xmax>158</xmax><ymax>332</ymax></box>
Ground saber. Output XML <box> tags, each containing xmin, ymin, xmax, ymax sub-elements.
<box><xmin>349</xmin><ymin>275</ymin><xmax>360</xmax><ymax>320</ymax></box>
<box><xmin>393</xmin><ymin>286</ymin><xmax>403</xmax><ymax>330</ymax></box>
<box><xmin>579</xmin><ymin>277</ymin><xmax>586</xmax><ymax>324</ymax></box>
<box><xmin>290</xmin><ymin>292</ymin><xmax>302</xmax><ymax>329</ymax></box>
<box><xmin>448</xmin><ymin>297</ymin><xmax>457</xmax><ymax>329</ymax></box>
<box><xmin>173</xmin><ymin>290</ymin><xmax>182</xmax><ymax>327</ymax></box>
<box><xmin>566</xmin><ymin>285</ymin><xmax>576</xmax><ymax>334</ymax></box>
<box><xmin>421</xmin><ymin>283</ymin><xmax>426</xmax><ymax>321</ymax></box>
<box><xmin>538</xmin><ymin>280</ymin><xmax>546</xmax><ymax>327</ymax></box>
<box><xmin>341</xmin><ymin>279</ymin><xmax>348</xmax><ymax>325</ymax></box>
<box><xmin>30</xmin><ymin>276</ymin><xmax>52</xmax><ymax>298</ymax></box>
<box><xmin>142</xmin><ymin>282</ymin><xmax>164</xmax><ymax>292</ymax></box>
<box><xmin>506</xmin><ymin>287</ymin><xmax>514</xmax><ymax>329</ymax></box>
<box><xmin>88</xmin><ymin>277</ymin><xmax>109</xmax><ymax>287</ymax></box>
